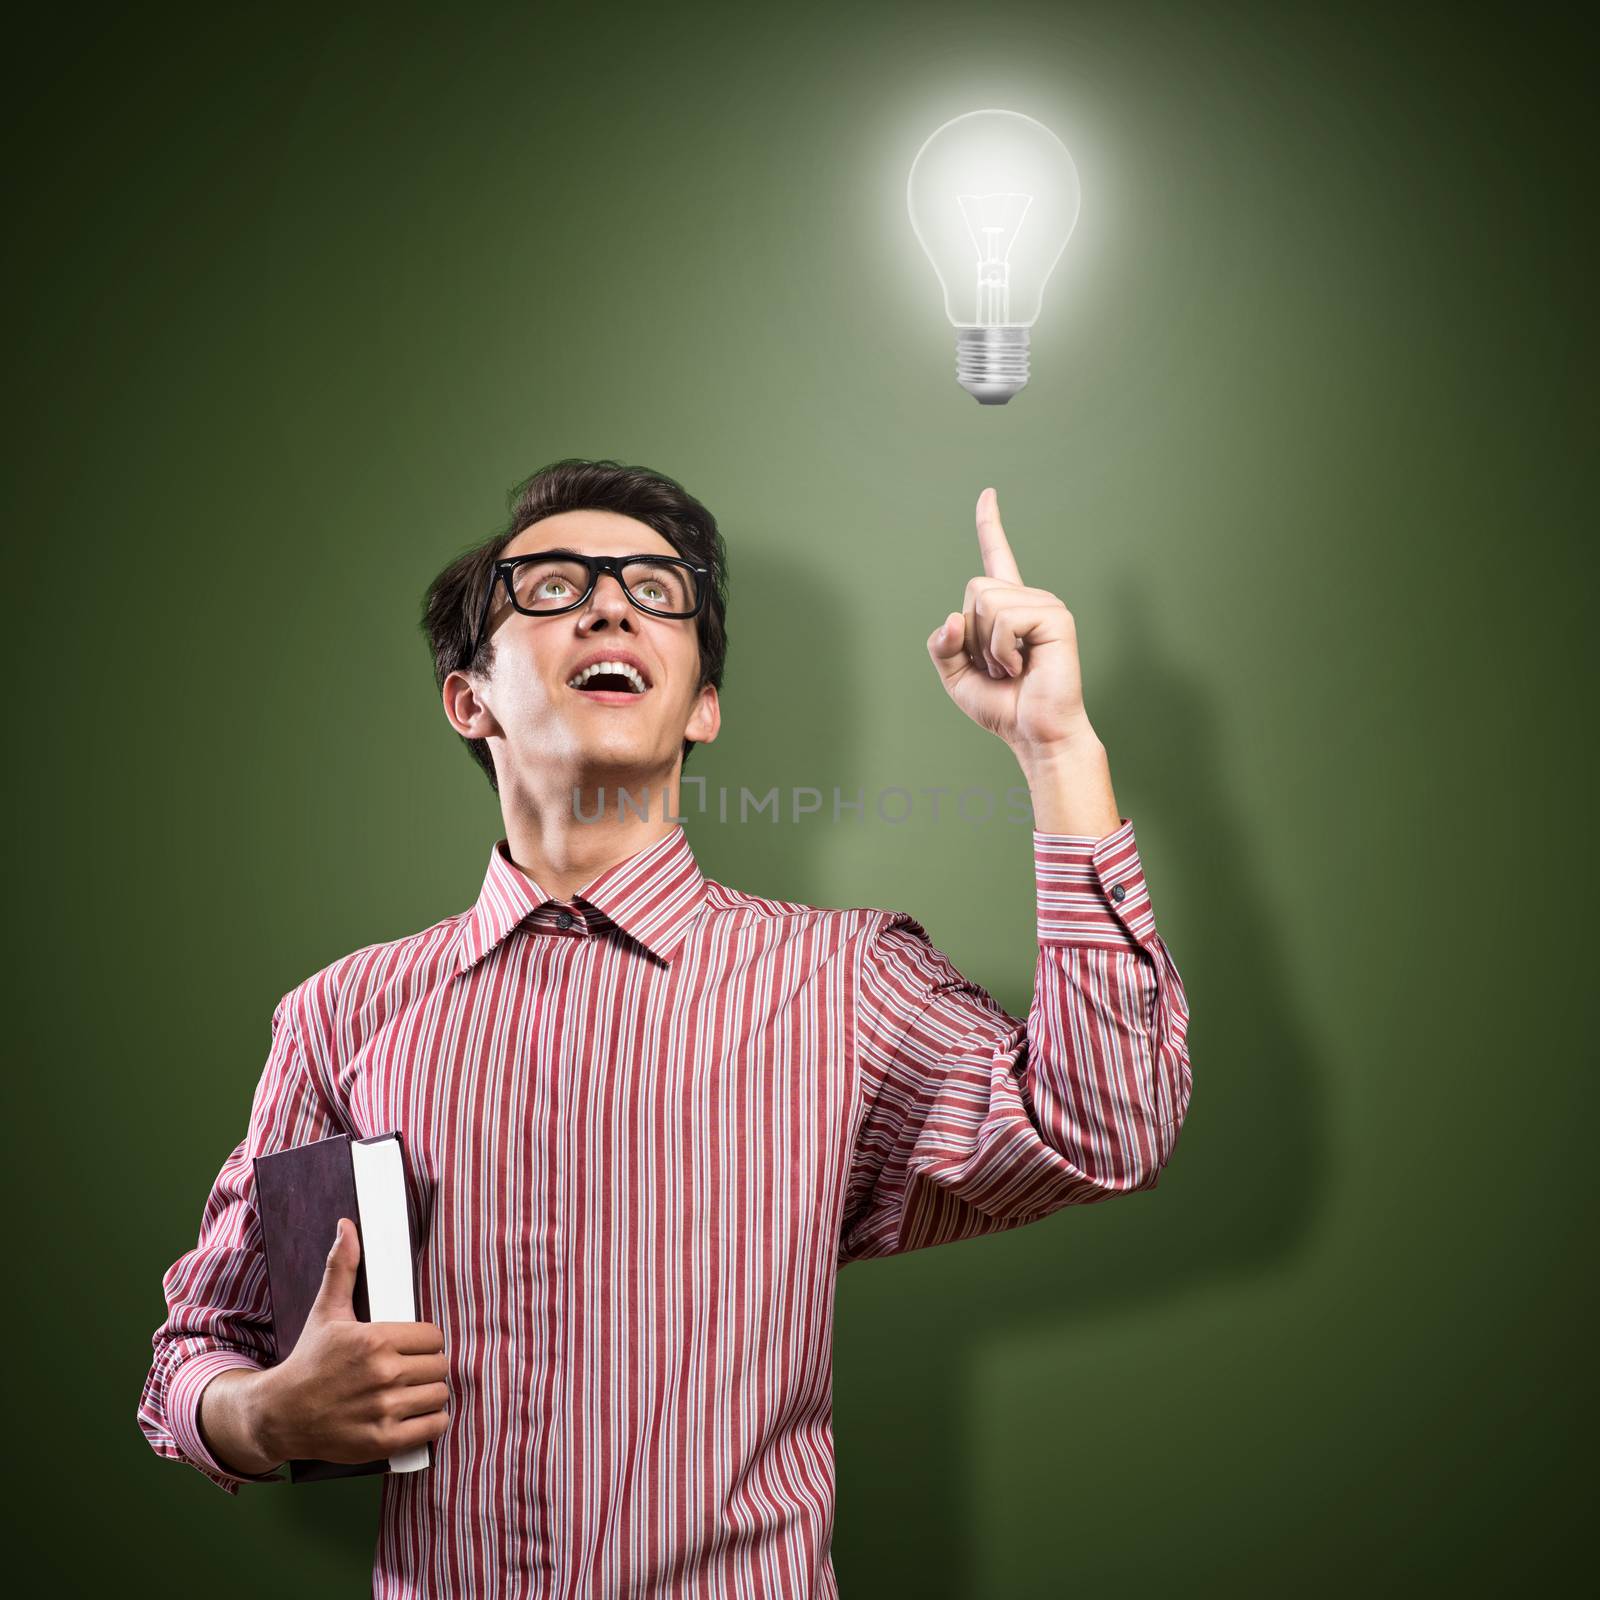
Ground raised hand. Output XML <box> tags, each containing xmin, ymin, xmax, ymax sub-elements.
<box><xmin>926</xmin><ymin>487</ymin><xmax>1095</xmax><ymax>758</ymax></box>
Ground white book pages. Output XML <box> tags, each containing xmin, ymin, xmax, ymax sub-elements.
<box><xmin>351</xmin><ymin>1136</ymin><xmax>430</xmax><ymax>1474</ymax></box>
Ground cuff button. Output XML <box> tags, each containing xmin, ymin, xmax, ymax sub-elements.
<box><xmin>1110</xmin><ymin>883</ymin><xmax>1127</xmax><ymax>903</ymax></box>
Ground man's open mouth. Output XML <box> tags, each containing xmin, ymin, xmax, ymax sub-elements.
<box><xmin>566</xmin><ymin>661</ymin><xmax>650</xmax><ymax>695</ymax></box>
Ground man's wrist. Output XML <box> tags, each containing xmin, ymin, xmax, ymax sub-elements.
<box><xmin>240</xmin><ymin>1366</ymin><xmax>290</xmax><ymax>1469</ymax></box>
<box><xmin>1014</xmin><ymin>728</ymin><xmax>1121</xmax><ymax>837</ymax></box>
<box><xmin>200</xmin><ymin>1365</ymin><xmax>289</xmax><ymax>1478</ymax></box>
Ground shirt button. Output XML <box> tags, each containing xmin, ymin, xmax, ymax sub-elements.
<box><xmin>1110</xmin><ymin>883</ymin><xmax>1127</xmax><ymax>903</ymax></box>
<box><xmin>556</xmin><ymin>910</ymin><xmax>575</xmax><ymax>930</ymax></box>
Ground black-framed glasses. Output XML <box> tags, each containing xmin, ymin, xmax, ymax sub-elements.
<box><xmin>469</xmin><ymin>548</ymin><xmax>709</xmax><ymax>659</ymax></box>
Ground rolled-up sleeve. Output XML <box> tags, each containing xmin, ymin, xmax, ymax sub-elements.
<box><xmin>837</xmin><ymin>817</ymin><xmax>1193</xmax><ymax>1267</ymax></box>
<box><xmin>136</xmin><ymin>992</ymin><xmax>340</xmax><ymax>1492</ymax></box>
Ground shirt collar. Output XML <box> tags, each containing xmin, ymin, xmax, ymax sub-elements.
<box><xmin>454</xmin><ymin>825</ymin><xmax>706</xmax><ymax>974</ymax></box>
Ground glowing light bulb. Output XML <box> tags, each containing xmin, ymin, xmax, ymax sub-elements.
<box><xmin>906</xmin><ymin>109</ymin><xmax>1082</xmax><ymax>405</ymax></box>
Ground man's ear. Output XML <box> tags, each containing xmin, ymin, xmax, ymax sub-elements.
<box><xmin>685</xmin><ymin>681</ymin><xmax>720</xmax><ymax>747</ymax></box>
<box><xmin>442</xmin><ymin>669</ymin><xmax>499</xmax><ymax>740</ymax></box>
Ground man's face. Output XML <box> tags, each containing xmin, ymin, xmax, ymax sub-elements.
<box><xmin>445</xmin><ymin>510</ymin><xmax>719</xmax><ymax>790</ymax></box>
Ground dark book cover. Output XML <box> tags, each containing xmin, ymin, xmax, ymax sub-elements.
<box><xmin>253</xmin><ymin>1131</ymin><xmax>432</xmax><ymax>1484</ymax></box>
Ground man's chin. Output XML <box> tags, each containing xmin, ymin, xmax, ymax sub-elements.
<box><xmin>545</xmin><ymin>740</ymin><xmax>676</xmax><ymax>784</ymax></box>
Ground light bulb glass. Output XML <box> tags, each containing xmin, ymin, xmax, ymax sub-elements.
<box><xmin>906</xmin><ymin>109</ymin><xmax>1082</xmax><ymax>404</ymax></box>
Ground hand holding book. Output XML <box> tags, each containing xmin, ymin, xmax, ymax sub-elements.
<box><xmin>198</xmin><ymin>1131</ymin><xmax>450</xmax><ymax>1483</ymax></box>
<box><xmin>247</xmin><ymin>1216</ymin><xmax>451</xmax><ymax>1474</ymax></box>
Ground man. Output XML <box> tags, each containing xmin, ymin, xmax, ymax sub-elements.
<box><xmin>138</xmin><ymin>457</ymin><xmax>1192</xmax><ymax>1597</ymax></box>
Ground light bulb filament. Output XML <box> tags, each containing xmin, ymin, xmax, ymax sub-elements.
<box><xmin>958</xmin><ymin>191</ymin><xmax>1033</xmax><ymax>325</ymax></box>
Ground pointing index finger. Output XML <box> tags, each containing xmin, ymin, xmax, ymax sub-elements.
<box><xmin>976</xmin><ymin>487</ymin><xmax>1023</xmax><ymax>585</ymax></box>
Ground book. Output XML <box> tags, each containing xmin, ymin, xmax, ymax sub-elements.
<box><xmin>252</xmin><ymin>1130</ymin><xmax>432</xmax><ymax>1484</ymax></box>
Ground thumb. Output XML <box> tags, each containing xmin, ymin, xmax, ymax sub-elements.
<box><xmin>927</xmin><ymin>612</ymin><xmax>969</xmax><ymax>686</ymax></box>
<box><xmin>309</xmin><ymin>1216</ymin><xmax>360</xmax><ymax>1322</ymax></box>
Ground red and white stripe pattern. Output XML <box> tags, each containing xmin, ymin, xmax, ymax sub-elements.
<box><xmin>139</xmin><ymin>817</ymin><xmax>1191</xmax><ymax>1596</ymax></box>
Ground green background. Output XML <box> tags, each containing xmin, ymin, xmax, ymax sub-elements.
<box><xmin>7</xmin><ymin>0</ymin><xmax>1588</xmax><ymax>1593</ymax></box>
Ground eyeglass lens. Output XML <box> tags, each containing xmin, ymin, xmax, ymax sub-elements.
<box><xmin>509</xmin><ymin>556</ymin><xmax>699</xmax><ymax>616</ymax></box>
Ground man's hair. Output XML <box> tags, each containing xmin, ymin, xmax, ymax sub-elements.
<box><xmin>421</xmin><ymin>458</ymin><xmax>730</xmax><ymax>795</ymax></box>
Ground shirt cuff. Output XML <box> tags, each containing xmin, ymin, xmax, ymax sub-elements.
<box><xmin>168</xmin><ymin>1348</ymin><xmax>286</xmax><ymax>1489</ymax></box>
<box><xmin>1033</xmin><ymin>817</ymin><xmax>1153</xmax><ymax>949</ymax></box>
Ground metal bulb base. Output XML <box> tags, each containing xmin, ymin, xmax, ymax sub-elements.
<box><xmin>956</xmin><ymin>327</ymin><xmax>1030</xmax><ymax>404</ymax></box>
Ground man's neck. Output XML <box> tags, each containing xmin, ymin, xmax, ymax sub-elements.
<box><xmin>500</xmin><ymin>767</ymin><xmax>685</xmax><ymax>903</ymax></box>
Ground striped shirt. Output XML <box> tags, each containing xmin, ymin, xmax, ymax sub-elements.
<box><xmin>138</xmin><ymin>817</ymin><xmax>1192</xmax><ymax>1597</ymax></box>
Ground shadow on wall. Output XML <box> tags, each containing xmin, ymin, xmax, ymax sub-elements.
<box><xmin>828</xmin><ymin>563</ymin><xmax>1327</xmax><ymax>1594</ymax></box>
<box><xmin>675</xmin><ymin>536</ymin><xmax>863</xmax><ymax>902</ymax></box>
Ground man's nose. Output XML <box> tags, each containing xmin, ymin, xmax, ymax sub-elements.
<box><xmin>580</xmin><ymin>571</ymin><xmax>635</xmax><ymax>624</ymax></box>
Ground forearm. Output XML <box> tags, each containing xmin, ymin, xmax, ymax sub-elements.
<box><xmin>198</xmin><ymin>1367</ymin><xmax>286</xmax><ymax>1478</ymax></box>
<box><xmin>1017</xmin><ymin>724</ymin><xmax>1121</xmax><ymax>837</ymax></box>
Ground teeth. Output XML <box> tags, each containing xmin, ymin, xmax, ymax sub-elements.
<box><xmin>567</xmin><ymin>661</ymin><xmax>647</xmax><ymax>693</ymax></box>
